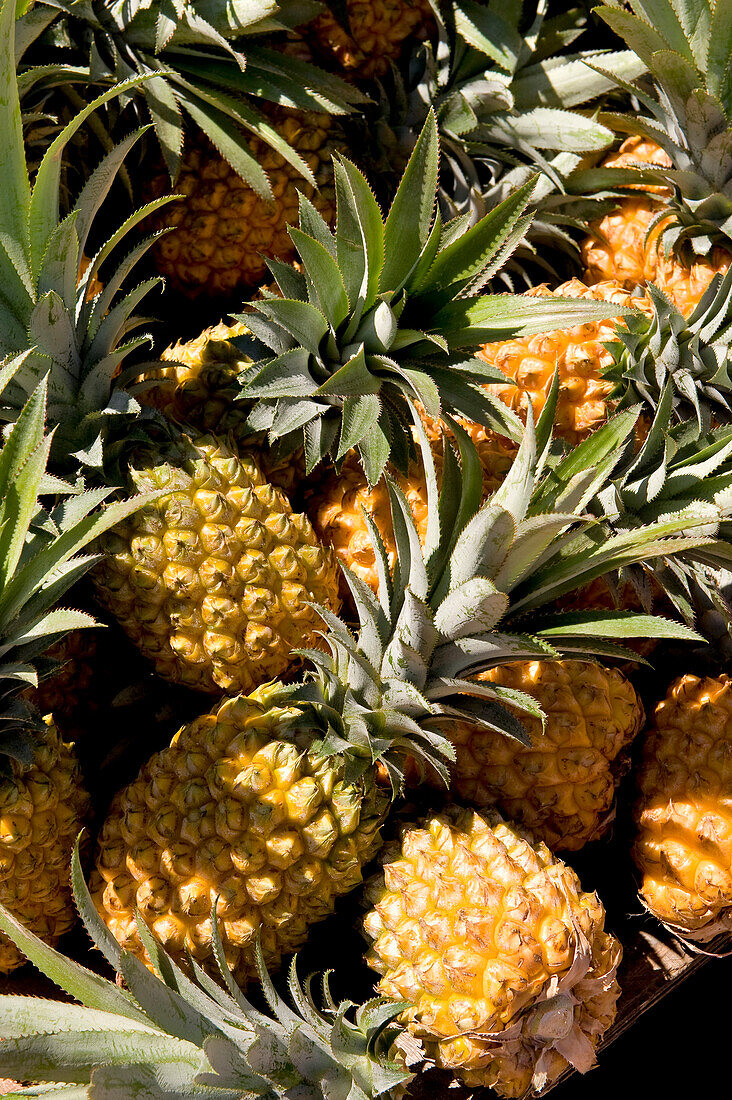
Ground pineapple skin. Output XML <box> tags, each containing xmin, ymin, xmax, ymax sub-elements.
<box><xmin>92</xmin><ymin>684</ymin><xmax>388</xmax><ymax>982</ymax></box>
<box><xmin>0</xmin><ymin>719</ymin><xmax>90</xmax><ymax>974</ymax></box>
<box><xmin>480</xmin><ymin>278</ymin><xmax>650</xmax><ymax>444</ymax></box>
<box><xmin>634</xmin><ymin>674</ymin><xmax>732</xmax><ymax>939</ymax></box>
<box><xmin>307</xmin><ymin>0</ymin><xmax>433</xmax><ymax>78</ymax></box>
<box><xmin>145</xmin><ymin>112</ymin><xmax>336</xmax><ymax>298</ymax></box>
<box><xmin>140</xmin><ymin>322</ymin><xmax>300</xmax><ymax>496</ymax></box>
<box><xmin>93</xmin><ymin>433</ymin><xmax>341</xmax><ymax>695</ymax></box>
<box><xmin>306</xmin><ymin>420</ymin><xmax>515</xmax><ymax>596</ymax></box>
<box><xmin>445</xmin><ymin>661</ymin><xmax>644</xmax><ymax>851</ymax></box>
<box><xmin>364</xmin><ymin>807</ymin><xmax>621</xmax><ymax>1098</ymax></box>
<box><xmin>581</xmin><ymin>136</ymin><xmax>732</xmax><ymax>316</ymax></box>
<box><xmin>27</xmin><ymin>631</ymin><xmax>97</xmax><ymax>730</ymax></box>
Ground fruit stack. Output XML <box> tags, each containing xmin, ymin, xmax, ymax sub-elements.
<box><xmin>1</xmin><ymin>0</ymin><xmax>731</xmax><ymax>1096</ymax></box>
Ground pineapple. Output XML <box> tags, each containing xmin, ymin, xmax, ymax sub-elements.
<box><xmin>306</xmin><ymin>0</ymin><xmax>434</xmax><ymax>78</ymax></box>
<box><xmin>578</xmin><ymin>0</ymin><xmax>732</xmax><ymax>316</ymax></box>
<box><xmin>349</xmin><ymin>0</ymin><xmax>645</xmax><ymax>279</ymax></box>
<box><xmin>633</xmin><ymin>674</ymin><xmax>732</xmax><ymax>940</ymax></box>
<box><xmin>90</xmin><ymin>402</ymin><xmax>706</xmax><ymax>982</ymax></box>
<box><xmin>0</xmin><ymin>719</ymin><xmax>90</xmax><ymax>974</ymax></box>
<box><xmin>0</xmin><ymin>365</ymin><xmax>145</xmax><ymax>974</ymax></box>
<box><xmin>0</xmin><ymin>26</ymin><xmax>342</xmax><ymax>697</ymax></box>
<box><xmin>138</xmin><ymin>320</ymin><xmax>301</xmax><ymax>496</ymax></box>
<box><xmin>145</xmin><ymin>111</ymin><xmax>339</xmax><ymax>297</ymax></box>
<box><xmin>480</xmin><ymin>278</ymin><xmax>652</xmax><ymax>444</ymax></box>
<box><xmin>306</xmin><ymin>420</ymin><xmax>516</xmax><ymax>595</ymax></box>
<box><xmin>235</xmin><ymin>111</ymin><xmax>647</xmax><ymax>586</ymax></box>
<box><xmin>0</xmin><ymin>850</ymin><xmax>416</xmax><ymax>1097</ymax></box>
<box><xmin>445</xmin><ymin>661</ymin><xmax>643</xmax><ymax>851</ymax></box>
<box><xmin>581</xmin><ymin>137</ymin><xmax>732</xmax><ymax>316</ymax></box>
<box><xmin>27</xmin><ymin>631</ymin><xmax>98</xmax><ymax>734</ymax></box>
<box><xmin>364</xmin><ymin>806</ymin><xmax>622</xmax><ymax>1098</ymax></box>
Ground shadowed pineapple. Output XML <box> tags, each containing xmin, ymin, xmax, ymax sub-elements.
<box><xmin>145</xmin><ymin>113</ymin><xmax>338</xmax><ymax>297</ymax></box>
<box><xmin>364</xmin><ymin>807</ymin><xmax>622</xmax><ymax>1098</ymax></box>
<box><xmin>306</xmin><ymin>0</ymin><xmax>433</xmax><ymax>77</ymax></box>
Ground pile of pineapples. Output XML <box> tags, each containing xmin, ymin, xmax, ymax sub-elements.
<box><xmin>2</xmin><ymin>0</ymin><xmax>732</xmax><ymax>1096</ymax></box>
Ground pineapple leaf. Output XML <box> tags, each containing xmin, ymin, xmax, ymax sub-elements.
<box><xmin>380</xmin><ymin>110</ymin><xmax>439</xmax><ymax>293</ymax></box>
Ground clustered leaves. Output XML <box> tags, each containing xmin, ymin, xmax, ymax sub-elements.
<box><xmin>0</xmin><ymin>360</ymin><xmax>149</xmax><ymax>769</ymax></box>
<box><xmin>237</xmin><ymin>109</ymin><xmax>640</xmax><ymax>483</ymax></box>
<box><xmin>0</xmin><ymin>843</ymin><xmax>414</xmax><ymax>1099</ymax></box>
<box><xmin>589</xmin><ymin>0</ymin><xmax>732</xmax><ymax>257</ymax></box>
<box><xmin>605</xmin><ymin>268</ymin><xmax>732</xmax><ymax>430</ymax></box>
<box><xmin>18</xmin><ymin>0</ymin><xmax>366</xmax><ymax>189</ymax></box>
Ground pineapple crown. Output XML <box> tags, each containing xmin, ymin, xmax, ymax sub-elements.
<box><xmin>20</xmin><ymin>0</ymin><xmax>366</xmax><ymax>186</ymax></box>
<box><xmin>0</xmin><ymin>0</ymin><xmax>182</xmax><ymax>476</ymax></box>
<box><xmin>288</xmin><ymin>399</ymin><xmax>705</xmax><ymax>792</ymax></box>
<box><xmin>235</xmin><ymin>110</ymin><xmax>641</xmax><ymax>485</ymax></box>
<box><xmin>588</xmin><ymin>0</ymin><xmax>732</xmax><ymax>258</ymax></box>
<box><xmin>0</xmin><ymin>841</ymin><xmax>415</xmax><ymax>1099</ymax></box>
<box><xmin>0</xmin><ymin>359</ymin><xmax>149</xmax><ymax>770</ymax></box>
<box><xmin>604</xmin><ymin>269</ymin><xmax>732</xmax><ymax>431</ymax></box>
<box><xmin>587</xmin><ymin>381</ymin><xmax>732</xmax><ymax>640</ymax></box>
<box><xmin>367</xmin><ymin>0</ymin><xmax>644</xmax><ymax>221</ymax></box>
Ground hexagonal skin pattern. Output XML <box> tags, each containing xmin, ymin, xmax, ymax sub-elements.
<box><xmin>307</xmin><ymin>0</ymin><xmax>433</xmax><ymax>78</ymax></box>
<box><xmin>445</xmin><ymin>661</ymin><xmax>644</xmax><ymax>851</ymax></box>
<box><xmin>93</xmin><ymin>433</ymin><xmax>341</xmax><ymax>694</ymax></box>
<box><xmin>0</xmin><ymin>720</ymin><xmax>89</xmax><ymax>973</ymax></box>
<box><xmin>145</xmin><ymin>111</ymin><xmax>336</xmax><ymax>298</ymax></box>
<box><xmin>479</xmin><ymin>279</ymin><xmax>651</xmax><ymax>445</ymax></box>
<box><xmin>364</xmin><ymin>807</ymin><xmax>621</xmax><ymax>1098</ymax></box>
<box><xmin>92</xmin><ymin>685</ymin><xmax>388</xmax><ymax>983</ymax></box>
<box><xmin>634</xmin><ymin>674</ymin><xmax>732</xmax><ymax>939</ymax></box>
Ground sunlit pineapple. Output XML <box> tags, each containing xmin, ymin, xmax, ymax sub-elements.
<box><xmin>634</xmin><ymin>674</ymin><xmax>732</xmax><ymax>940</ymax></box>
<box><xmin>364</xmin><ymin>807</ymin><xmax>622</xmax><ymax>1098</ymax></box>
<box><xmin>480</xmin><ymin>278</ymin><xmax>651</xmax><ymax>444</ymax></box>
<box><xmin>444</xmin><ymin>660</ymin><xmax>644</xmax><ymax>851</ymax></box>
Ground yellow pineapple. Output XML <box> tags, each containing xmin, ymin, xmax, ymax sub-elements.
<box><xmin>633</xmin><ymin>674</ymin><xmax>732</xmax><ymax>940</ymax></box>
<box><xmin>91</xmin><ymin>683</ymin><xmax>388</xmax><ymax>982</ymax></box>
<box><xmin>306</xmin><ymin>0</ymin><xmax>433</xmax><ymax>78</ymax></box>
<box><xmin>581</xmin><ymin>136</ymin><xmax>731</xmax><ymax>315</ymax></box>
<box><xmin>139</xmin><ymin>322</ymin><xmax>301</xmax><ymax>496</ymax></box>
<box><xmin>306</xmin><ymin>419</ymin><xmax>516</xmax><ymax>595</ymax></box>
<box><xmin>364</xmin><ymin>807</ymin><xmax>622</xmax><ymax>1098</ymax></box>
<box><xmin>145</xmin><ymin>111</ymin><xmax>337</xmax><ymax>298</ymax></box>
<box><xmin>0</xmin><ymin>720</ymin><xmax>89</xmax><ymax>974</ymax></box>
<box><xmin>443</xmin><ymin>661</ymin><xmax>644</xmax><ymax>851</ymax></box>
<box><xmin>480</xmin><ymin>278</ymin><xmax>651</xmax><ymax>444</ymax></box>
<box><xmin>92</xmin><ymin>434</ymin><xmax>341</xmax><ymax>696</ymax></box>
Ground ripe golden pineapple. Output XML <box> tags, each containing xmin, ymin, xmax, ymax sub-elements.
<box><xmin>139</xmin><ymin>322</ymin><xmax>300</xmax><ymax>496</ymax></box>
<box><xmin>306</xmin><ymin>0</ymin><xmax>433</xmax><ymax>78</ymax></box>
<box><xmin>634</xmin><ymin>674</ymin><xmax>732</xmax><ymax>940</ymax></box>
<box><xmin>92</xmin><ymin>683</ymin><xmax>389</xmax><ymax>982</ymax></box>
<box><xmin>307</xmin><ymin>420</ymin><xmax>516</xmax><ymax>595</ymax></box>
<box><xmin>0</xmin><ymin>719</ymin><xmax>90</xmax><ymax>974</ymax></box>
<box><xmin>443</xmin><ymin>661</ymin><xmax>644</xmax><ymax>851</ymax></box>
<box><xmin>581</xmin><ymin>136</ymin><xmax>731</xmax><ymax>316</ymax></box>
<box><xmin>364</xmin><ymin>807</ymin><xmax>622</xmax><ymax>1098</ymax></box>
<box><xmin>480</xmin><ymin>278</ymin><xmax>651</xmax><ymax>444</ymax></box>
<box><xmin>146</xmin><ymin>112</ymin><xmax>337</xmax><ymax>298</ymax></box>
<box><xmin>93</xmin><ymin>433</ymin><xmax>341</xmax><ymax>695</ymax></box>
